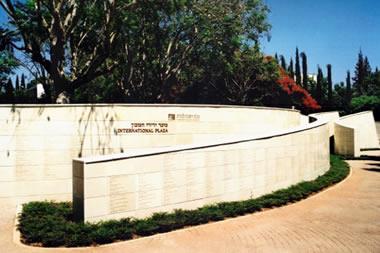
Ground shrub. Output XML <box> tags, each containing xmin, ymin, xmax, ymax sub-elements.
<box><xmin>133</xmin><ymin>219</ymin><xmax>160</xmax><ymax>236</ymax></box>
<box><xmin>351</xmin><ymin>95</ymin><xmax>380</xmax><ymax>120</ymax></box>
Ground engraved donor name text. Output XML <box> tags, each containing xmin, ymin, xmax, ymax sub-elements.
<box><xmin>117</xmin><ymin>122</ymin><xmax>168</xmax><ymax>134</ymax></box>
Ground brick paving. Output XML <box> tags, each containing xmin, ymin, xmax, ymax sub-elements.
<box><xmin>0</xmin><ymin>123</ymin><xmax>379</xmax><ymax>252</ymax></box>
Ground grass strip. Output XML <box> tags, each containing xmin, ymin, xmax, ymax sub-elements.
<box><xmin>18</xmin><ymin>155</ymin><xmax>349</xmax><ymax>247</ymax></box>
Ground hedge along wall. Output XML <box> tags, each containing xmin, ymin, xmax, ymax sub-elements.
<box><xmin>334</xmin><ymin>111</ymin><xmax>379</xmax><ymax>157</ymax></box>
<box><xmin>73</xmin><ymin>119</ymin><xmax>330</xmax><ymax>222</ymax></box>
<box><xmin>0</xmin><ymin>104</ymin><xmax>300</xmax><ymax>204</ymax></box>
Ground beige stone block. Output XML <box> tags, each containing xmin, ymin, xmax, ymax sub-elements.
<box><xmin>163</xmin><ymin>186</ymin><xmax>187</xmax><ymax>205</ymax></box>
<box><xmin>238</xmin><ymin>148</ymin><xmax>255</xmax><ymax>163</ymax></box>
<box><xmin>255</xmin><ymin>161</ymin><xmax>265</xmax><ymax>175</ymax></box>
<box><xmin>184</xmin><ymin>151</ymin><xmax>205</xmax><ymax>170</ymax></box>
<box><xmin>255</xmin><ymin>148</ymin><xmax>265</xmax><ymax>161</ymax></box>
<box><xmin>138</xmin><ymin>172</ymin><xmax>163</xmax><ymax>192</ymax></box>
<box><xmin>224</xmin><ymin>163</ymin><xmax>238</xmax><ymax>180</ymax></box>
<box><xmin>0</xmin><ymin>181</ymin><xmax>14</xmax><ymax>197</ymax></box>
<box><xmin>14</xmin><ymin>179</ymin><xmax>71</xmax><ymax>197</ymax></box>
<box><xmin>187</xmin><ymin>183</ymin><xmax>206</xmax><ymax>201</ymax></box>
<box><xmin>110</xmin><ymin>192</ymin><xmax>136</xmax><ymax>213</ymax></box>
<box><xmin>138</xmin><ymin>189</ymin><xmax>163</xmax><ymax>209</ymax></box>
<box><xmin>163</xmin><ymin>169</ymin><xmax>186</xmax><ymax>189</ymax></box>
<box><xmin>206</xmin><ymin>179</ymin><xmax>224</xmax><ymax>197</ymax></box>
<box><xmin>109</xmin><ymin>174</ymin><xmax>137</xmax><ymax>194</ymax></box>
<box><xmin>85</xmin><ymin>177</ymin><xmax>109</xmax><ymax>198</ymax></box>
<box><xmin>239</xmin><ymin>176</ymin><xmax>254</xmax><ymax>191</ymax></box>
<box><xmin>224</xmin><ymin>179</ymin><xmax>239</xmax><ymax>193</ymax></box>
<box><xmin>85</xmin><ymin>196</ymin><xmax>110</xmax><ymax>218</ymax></box>
<box><xmin>205</xmin><ymin>151</ymin><xmax>225</xmax><ymax>167</ymax></box>
<box><xmin>0</xmin><ymin>166</ymin><xmax>15</xmax><ymax>182</ymax></box>
<box><xmin>186</xmin><ymin>167</ymin><xmax>206</xmax><ymax>186</ymax></box>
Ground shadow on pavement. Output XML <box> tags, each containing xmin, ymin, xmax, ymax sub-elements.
<box><xmin>363</xmin><ymin>168</ymin><xmax>380</xmax><ymax>173</ymax></box>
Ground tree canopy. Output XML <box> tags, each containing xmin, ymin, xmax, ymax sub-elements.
<box><xmin>1</xmin><ymin>0</ymin><xmax>273</xmax><ymax>103</ymax></box>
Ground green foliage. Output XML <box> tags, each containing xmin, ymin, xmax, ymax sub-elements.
<box><xmin>18</xmin><ymin>155</ymin><xmax>349</xmax><ymax>247</ymax></box>
<box><xmin>1</xmin><ymin>0</ymin><xmax>272</xmax><ymax>102</ymax></box>
<box><xmin>351</xmin><ymin>96</ymin><xmax>380</xmax><ymax>120</ymax></box>
<box><xmin>353</xmin><ymin>51</ymin><xmax>372</xmax><ymax>96</ymax></box>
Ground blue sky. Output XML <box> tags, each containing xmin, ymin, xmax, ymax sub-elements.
<box><xmin>1</xmin><ymin>1</ymin><xmax>380</xmax><ymax>84</ymax></box>
<box><xmin>261</xmin><ymin>0</ymin><xmax>380</xmax><ymax>84</ymax></box>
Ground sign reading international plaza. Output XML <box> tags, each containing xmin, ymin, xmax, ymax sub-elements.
<box><xmin>117</xmin><ymin>122</ymin><xmax>168</xmax><ymax>134</ymax></box>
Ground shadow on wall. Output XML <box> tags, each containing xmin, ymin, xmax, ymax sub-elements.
<box><xmin>77</xmin><ymin>104</ymin><xmax>124</xmax><ymax>158</ymax></box>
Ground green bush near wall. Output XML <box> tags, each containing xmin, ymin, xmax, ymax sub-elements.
<box><xmin>18</xmin><ymin>155</ymin><xmax>349</xmax><ymax>247</ymax></box>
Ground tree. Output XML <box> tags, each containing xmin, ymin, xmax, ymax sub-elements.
<box><xmin>327</xmin><ymin>64</ymin><xmax>332</xmax><ymax>106</ymax></box>
<box><xmin>0</xmin><ymin>27</ymin><xmax>18</xmax><ymax>88</ymax></box>
<box><xmin>301</xmin><ymin>52</ymin><xmax>308</xmax><ymax>90</ymax></box>
<box><xmin>353</xmin><ymin>50</ymin><xmax>371</xmax><ymax>96</ymax></box>
<box><xmin>346</xmin><ymin>70</ymin><xmax>352</xmax><ymax>105</ymax></box>
<box><xmin>215</xmin><ymin>48</ymin><xmax>279</xmax><ymax>105</ymax></box>
<box><xmin>316</xmin><ymin>66</ymin><xmax>323</xmax><ymax>104</ymax></box>
<box><xmin>274</xmin><ymin>53</ymin><xmax>279</xmax><ymax>63</ymax></box>
<box><xmin>1</xmin><ymin>27</ymin><xmax>17</xmax><ymax>103</ymax></box>
<box><xmin>117</xmin><ymin>0</ymin><xmax>272</xmax><ymax>103</ymax></box>
<box><xmin>277</xmin><ymin>68</ymin><xmax>320</xmax><ymax>111</ymax></box>
<box><xmin>21</xmin><ymin>73</ymin><xmax>26</xmax><ymax>89</ymax></box>
<box><xmin>0</xmin><ymin>0</ymin><xmax>139</xmax><ymax>102</ymax></box>
<box><xmin>280</xmin><ymin>55</ymin><xmax>287</xmax><ymax>70</ymax></box>
<box><xmin>4</xmin><ymin>78</ymin><xmax>14</xmax><ymax>102</ymax></box>
<box><xmin>2</xmin><ymin>0</ymin><xmax>272</xmax><ymax>103</ymax></box>
<box><xmin>288</xmin><ymin>57</ymin><xmax>294</xmax><ymax>79</ymax></box>
<box><xmin>15</xmin><ymin>75</ymin><xmax>19</xmax><ymax>91</ymax></box>
<box><xmin>295</xmin><ymin>47</ymin><xmax>301</xmax><ymax>85</ymax></box>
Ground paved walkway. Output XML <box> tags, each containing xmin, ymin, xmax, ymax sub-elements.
<box><xmin>0</xmin><ymin>152</ymin><xmax>379</xmax><ymax>253</ymax></box>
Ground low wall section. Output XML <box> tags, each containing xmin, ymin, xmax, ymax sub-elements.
<box><xmin>309</xmin><ymin>111</ymin><xmax>340</xmax><ymax>137</ymax></box>
<box><xmin>334</xmin><ymin>111</ymin><xmax>379</xmax><ymax>157</ymax></box>
<box><xmin>0</xmin><ymin>104</ymin><xmax>300</xmax><ymax>204</ymax></box>
<box><xmin>73</xmin><ymin>120</ymin><xmax>330</xmax><ymax>222</ymax></box>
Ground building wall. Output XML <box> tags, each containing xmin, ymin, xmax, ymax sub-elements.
<box><xmin>73</xmin><ymin>120</ymin><xmax>330</xmax><ymax>222</ymax></box>
<box><xmin>0</xmin><ymin>104</ymin><xmax>300</xmax><ymax>204</ymax></box>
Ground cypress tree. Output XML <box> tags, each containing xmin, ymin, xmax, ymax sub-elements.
<box><xmin>15</xmin><ymin>75</ymin><xmax>19</xmax><ymax>91</ymax></box>
<box><xmin>5</xmin><ymin>78</ymin><xmax>14</xmax><ymax>102</ymax></box>
<box><xmin>295</xmin><ymin>47</ymin><xmax>301</xmax><ymax>85</ymax></box>
<box><xmin>316</xmin><ymin>66</ymin><xmax>323</xmax><ymax>105</ymax></box>
<box><xmin>353</xmin><ymin>50</ymin><xmax>372</xmax><ymax>95</ymax></box>
<box><xmin>21</xmin><ymin>74</ymin><xmax>26</xmax><ymax>89</ymax></box>
<box><xmin>288</xmin><ymin>58</ymin><xmax>294</xmax><ymax>79</ymax></box>
<box><xmin>274</xmin><ymin>53</ymin><xmax>279</xmax><ymax>63</ymax></box>
<box><xmin>327</xmin><ymin>64</ymin><xmax>332</xmax><ymax>106</ymax></box>
<box><xmin>301</xmin><ymin>52</ymin><xmax>308</xmax><ymax>90</ymax></box>
<box><xmin>346</xmin><ymin>70</ymin><xmax>352</xmax><ymax>105</ymax></box>
<box><xmin>280</xmin><ymin>55</ymin><xmax>287</xmax><ymax>70</ymax></box>
<box><xmin>363</xmin><ymin>56</ymin><xmax>371</xmax><ymax>94</ymax></box>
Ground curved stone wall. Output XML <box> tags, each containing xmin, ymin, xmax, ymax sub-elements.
<box><xmin>73</xmin><ymin>118</ymin><xmax>330</xmax><ymax>222</ymax></box>
<box><xmin>309</xmin><ymin>111</ymin><xmax>340</xmax><ymax>137</ymax></box>
<box><xmin>0</xmin><ymin>104</ymin><xmax>300</xmax><ymax>204</ymax></box>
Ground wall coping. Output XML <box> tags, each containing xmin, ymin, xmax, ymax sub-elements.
<box><xmin>309</xmin><ymin>111</ymin><xmax>340</xmax><ymax>116</ymax></box>
<box><xmin>339</xmin><ymin>110</ymin><xmax>373</xmax><ymax>120</ymax></box>
<box><xmin>74</xmin><ymin>118</ymin><xmax>328</xmax><ymax>164</ymax></box>
<box><xmin>0</xmin><ymin>103</ymin><xmax>299</xmax><ymax>113</ymax></box>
